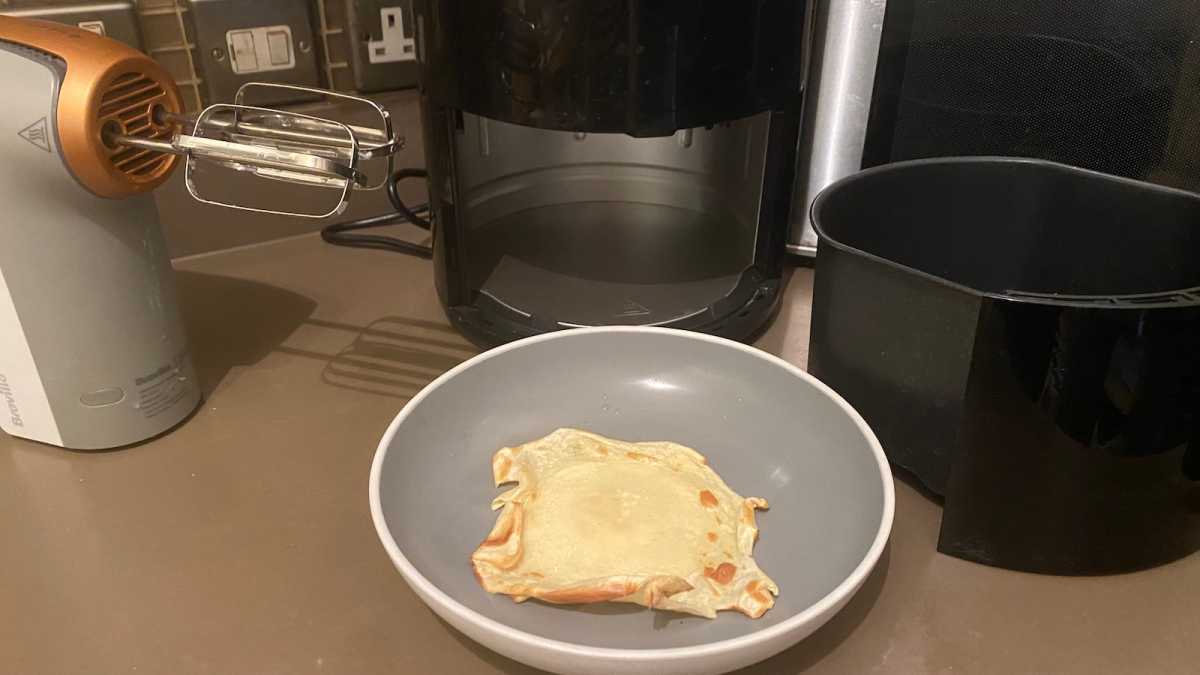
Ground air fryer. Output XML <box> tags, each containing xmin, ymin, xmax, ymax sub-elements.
<box><xmin>413</xmin><ymin>0</ymin><xmax>809</xmax><ymax>347</ymax></box>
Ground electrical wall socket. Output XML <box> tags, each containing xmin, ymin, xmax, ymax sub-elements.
<box><xmin>344</xmin><ymin>0</ymin><xmax>418</xmax><ymax>93</ymax></box>
<box><xmin>366</xmin><ymin>6</ymin><xmax>414</xmax><ymax>64</ymax></box>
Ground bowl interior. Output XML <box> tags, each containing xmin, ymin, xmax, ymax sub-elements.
<box><xmin>375</xmin><ymin>330</ymin><xmax>886</xmax><ymax>649</ymax></box>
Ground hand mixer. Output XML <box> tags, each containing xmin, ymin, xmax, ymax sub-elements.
<box><xmin>0</xmin><ymin>17</ymin><xmax>402</xmax><ymax>449</ymax></box>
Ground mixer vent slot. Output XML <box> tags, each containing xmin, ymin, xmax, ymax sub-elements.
<box><xmin>101</xmin><ymin>73</ymin><xmax>173</xmax><ymax>178</ymax></box>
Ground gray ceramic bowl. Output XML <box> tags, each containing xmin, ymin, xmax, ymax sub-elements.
<box><xmin>370</xmin><ymin>327</ymin><xmax>893</xmax><ymax>675</ymax></box>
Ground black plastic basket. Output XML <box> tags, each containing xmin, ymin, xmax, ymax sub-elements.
<box><xmin>810</xmin><ymin>157</ymin><xmax>1200</xmax><ymax>574</ymax></box>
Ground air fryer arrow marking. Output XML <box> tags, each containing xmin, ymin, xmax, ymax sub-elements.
<box><xmin>618</xmin><ymin>299</ymin><xmax>651</xmax><ymax>317</ymax></box>
<box><xmin>18</xmin><ymin>117</ymin><xmax>51</xmax><ymax>153</ymax></box>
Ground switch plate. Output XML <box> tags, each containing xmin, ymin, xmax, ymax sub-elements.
<box><xmin>225</xmin><ymin>25</ymin><xmax>296</xmax><ymax>74</ymax></box>
<box><xmin>189</xmin><ymin>0</ymin><xmax>321</xmax><ymax>106</ymax></box>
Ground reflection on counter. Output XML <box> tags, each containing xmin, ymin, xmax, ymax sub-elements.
<box><xmin>277</xmin><ymin>316</ymin><xmax>476</xmax><ymax>399</ymax></box>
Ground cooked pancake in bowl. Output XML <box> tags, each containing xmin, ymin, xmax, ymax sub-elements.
<box><xmin>471</xmin><ymin>428</ymin><xmax>778</xmax><ymax>619</ymax></box>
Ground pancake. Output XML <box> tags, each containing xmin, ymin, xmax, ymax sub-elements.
<box><xmin>471</xmin><ymin>428</ymin><xmax>778</xmax><ymax>619</ymax></box>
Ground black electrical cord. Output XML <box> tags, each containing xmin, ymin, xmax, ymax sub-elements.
<box><xmin>387</xmin><ymin>168</ymin><xmax>432</xmax><ymax>231</ymax></box>
<box><xmin>321</xmin><ymin>168</ymin><xmax>432</xmax><ymax>258</ymax></box>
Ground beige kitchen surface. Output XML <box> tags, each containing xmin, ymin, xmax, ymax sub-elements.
<box><xmin>1</xmin><ymin>235</ymin><xmax>1197</xmax><ymax>674</ymax></box>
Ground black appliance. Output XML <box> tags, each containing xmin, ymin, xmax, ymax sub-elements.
<box><xmin>810</xmin><ymin>157</ymin><xmax>1200</xmax><ymax>575</ymax></box>
<box><xmin>413</xmin><ymin>0</ymin><xmax>809</xmax><ymax>347</ymax></box>
<box><xmin>791</xmin><ymin>0</ymin><xmax>1200</xmax><ymax>253</ymax></box>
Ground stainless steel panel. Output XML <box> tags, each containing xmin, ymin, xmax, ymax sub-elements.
<box><xmin>788</xmin><ymin>0</ymin><xmax>887</xmax><ymax>255</ymax></box>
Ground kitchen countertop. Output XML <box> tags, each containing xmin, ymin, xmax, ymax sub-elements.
<box><xmin>2</xmin><ymin>234</ymin><xmax>1198</xmax><ymax>675</ymax></box>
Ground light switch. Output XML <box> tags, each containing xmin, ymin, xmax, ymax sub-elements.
<box><xmin>266</xmin><ymin>30</ymin><xmax>291</xmax><ymax>65</ymax></box>
<box><xmin>228</xmin><ymin>30</ymin><xmax>258</xmax><ymax>72</ymax></box>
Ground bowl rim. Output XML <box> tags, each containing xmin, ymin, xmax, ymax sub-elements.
<box><xmin>369</xmin><ymin>325</ymin><xmax>895</xmax><ymax>661</ymax></box>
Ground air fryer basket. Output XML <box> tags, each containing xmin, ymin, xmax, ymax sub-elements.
<box><xmin>810</xmin><ymin>157</ymin><xmax>1200</xmax><ymax>574</ymax></box>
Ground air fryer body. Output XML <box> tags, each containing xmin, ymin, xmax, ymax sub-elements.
<box><xmin>415</xmin><ymin>0</ymin><xmax>808</xmax><ymax>347</ymax></box>
<box><xmin>0</xmin><ymin>43</ymin><xmax>199</xmax><ymax>449</ymax></box>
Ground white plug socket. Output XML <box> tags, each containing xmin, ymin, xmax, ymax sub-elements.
<box><xmin>367</xmin><ymin>7</ymin><xmax>416</xmax><ymax>64</ymax></box>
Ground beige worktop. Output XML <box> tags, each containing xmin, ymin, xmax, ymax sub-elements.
<box><xmin>2</xmin><ymin>234</ymin><xmax>1198</xmax><ymax>675</ymax></box>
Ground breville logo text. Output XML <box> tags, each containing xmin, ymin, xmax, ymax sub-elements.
<box><xmin>0</xmin><ymin>373</ymin><xmax>23</xmax><ymax>427</ymax></box>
